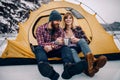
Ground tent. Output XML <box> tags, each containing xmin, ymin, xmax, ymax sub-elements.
<box><xmin>0</xmin><ymin>0</ymin><xmax>120</xmax><ymax>65</ymax></box>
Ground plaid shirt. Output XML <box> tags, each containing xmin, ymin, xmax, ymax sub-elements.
<box><xmin>36</xmin><ymin>22</ymin><xmax>65</xmax><ymax>49</ymax></box>
<box><xmin>72</xmin><ymin>26</ymin><xmax>90</xmax><ymax>44</ymax></box>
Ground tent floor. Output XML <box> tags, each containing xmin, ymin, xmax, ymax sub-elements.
<box><xmin>0</xmin><ymin>60</ymin><xmax>120</xmax><ymax>80</ymax></box>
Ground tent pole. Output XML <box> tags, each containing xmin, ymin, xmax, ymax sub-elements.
<box><xmin>74</xmin><ymin>0</ymin><xmax>120</xmax><ymax>46</ymax></box>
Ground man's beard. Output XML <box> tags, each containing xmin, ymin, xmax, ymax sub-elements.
<box><xmin>51</xmin><ymin>21</ymin><xmax>59</xmax><ymax>35</ymax></box>
<box><xmin>50</xmin><ymin>22</ymin><xmax>59</xmax><ymax>41</ymax></box>
<box><xmin>51</xmin><ymin>21</ymin><xmax>59</xmax><ymax>30</ymax></box>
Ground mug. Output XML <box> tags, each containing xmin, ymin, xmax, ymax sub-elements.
<box><xmin>64</xmin><ymin>38</ymin><xmax>70</xmax><ymax>46</ymax></box>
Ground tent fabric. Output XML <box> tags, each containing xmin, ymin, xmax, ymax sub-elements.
<box><xmin>0</xmin><ymin>1</ymin><xmax>120</xmax><ymax>65</ymax></box>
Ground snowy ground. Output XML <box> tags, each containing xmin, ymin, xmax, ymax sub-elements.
<box><xmin>0</xmin><ymin>33</ymin><xmax>120</xmax><ymax>80</ymax></box>
<box><xmin>0</xmin><ymin>61</ymin><xmax>120</xmax><ymax>80</ymax></box>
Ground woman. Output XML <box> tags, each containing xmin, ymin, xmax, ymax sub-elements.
<box><xmin>63</xmin><ymin>12</ymin><xmax>107</xmax><ymax>77</ymax></box>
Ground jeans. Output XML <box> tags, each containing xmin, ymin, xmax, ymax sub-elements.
<box><xmin>33</xmin><ymin>45</ymin><xmax>74</xmax><ymax>64</ymax></box>
<box><xmin>77</xmin><ymin>38</ymin><xmax>91</xmax><ymax>55</ymax></box>
<box><xmin>70</xmin><ymin>38</ymin><xmax>91</xmax><ymax>63</ymax></box>
<box><xmin>70</xmin><ymin>48</ymin><xmax>81</xmax><ymax>63</ymax></box>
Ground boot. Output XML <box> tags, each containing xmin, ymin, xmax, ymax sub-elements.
<box><xmin>93</xmin><ymin>55</ymin><xmax>107</xmax><ymax>73</ymax></box>
<box><xmin>68</xmin><ymin>60</ymin><xmax>88</xmax><ymax>76</ymax></box>
<box><xmin>85</xmin><ymin>53</ymin><xmax>94</xmax><ymax>76</ymax></box>
<box><xmin>62</xmin><ymin>61</ymin><xmax>88</xmax><ymax>79</ymax></box>
<box><xmin>38</xmin><ymin>62</ymin><xmax>59</xmax><ymax>80</ymax></box>
<box><xmin>61</xmin><ymin>63</ymin><xmax>72</xmax><ymax>79</ymax></box>
<box><xmin>84</xmin><ymin>68</ymin><xmax>96</xmax><ymax>77</ymax></box>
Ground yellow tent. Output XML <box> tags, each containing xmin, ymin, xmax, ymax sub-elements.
<box><xmin>0</xmin><ymin>0</ymin><xmax>120</xmax><ymax>65</ymax></box>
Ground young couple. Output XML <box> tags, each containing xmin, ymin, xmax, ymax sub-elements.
<box><xmin>34</xmin><ymin>10</ymin><xmax>107</xmax><ymax>80</ymax></box>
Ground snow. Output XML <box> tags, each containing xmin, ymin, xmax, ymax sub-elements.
<box><xmin>0</xmin><ymin>61</ymin><xmax>120</xmax><ymax>80</ymax></box>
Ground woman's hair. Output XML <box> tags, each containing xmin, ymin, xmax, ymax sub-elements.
<box><xmin>63</xmin><ymin>12</ymin><xmax>74</xmax><ymax>31</ymax></box>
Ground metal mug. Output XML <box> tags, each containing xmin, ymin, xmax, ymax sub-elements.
<box><xmin>64</xmin><ymin>38</ymin><xmax>70</xmax><ymax>46</ymax></box>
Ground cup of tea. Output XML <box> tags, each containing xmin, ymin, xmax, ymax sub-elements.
<box><xmin>64</xmin><ymin>38</ymin><xmax>70</xmax><ymax>46</ymax></box>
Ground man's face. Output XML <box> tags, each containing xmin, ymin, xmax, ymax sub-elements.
<box><xmin>51</xmin><ymin>20</ymin><xmax>61</xmax><ymax>30</ymax></box>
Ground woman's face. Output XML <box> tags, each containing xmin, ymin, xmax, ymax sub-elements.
<box><xmin>64</xmin><ymin>15</ymin><xmax>73</xmax><ymax>27</ymax></box>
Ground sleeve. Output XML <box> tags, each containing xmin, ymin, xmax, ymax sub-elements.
<box><xmin>81</xmin><ymin>30</ymin><xmax>90</xmax><ymax>44</ymax></box>
<box><xmin>59</xmin><ymin>28</ymin><xmax>65</xmax><ymax>38</ymax></box>
<box><xmin>78</xmin><ymin>27</ymin><xmax>90</xmax><ymax>44</ymax></box>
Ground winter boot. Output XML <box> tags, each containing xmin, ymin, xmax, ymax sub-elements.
<box><xmin>93</xmin><ymin>55</ymin><xmax>107</xmax><ymax>73</ymax></box>
<box><xmin>84</xmin><ymin>68</ymin><xmax>96</xmax><ymax>77</ymax></box>
<box><xmin>61</xmin><ymin>63</ymin><xmax>72</xmax><ymax>79</ymax></box>
<box><xmin>38</xmin><ymin>62</ymin><xmax>59</xmax><ymax>80</ymax></box>
<box><xmin>62</xmin><ymin>61</ymin><xmax>88</xmax><ymax>79</ymax></box>
<box><xmin>86</xmin><ymin>53</ymin><xmax>94</xmax><ymax>75</ymax></box>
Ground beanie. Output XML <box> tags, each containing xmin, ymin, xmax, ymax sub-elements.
<box><xmin>49</xmin><ymin>10</ymin><xmax>62</xmax><ymax>22</ymax></box>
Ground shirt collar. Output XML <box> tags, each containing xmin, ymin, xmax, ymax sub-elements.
<box><xmin>44</xmin><ymin>22</ymin><xmax>49</xmax><ymax>31</ymax></box>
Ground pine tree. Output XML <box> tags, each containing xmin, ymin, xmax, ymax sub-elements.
<box><xmin>0</xmin><ymin>0</ymin><xmax>48</xmax><ymax>33</ymax></box>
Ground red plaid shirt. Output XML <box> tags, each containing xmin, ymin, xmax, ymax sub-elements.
<box><xmin>36</xmin><ymin>22</ymin><xmax>65</xmax><ymax>49</ymax></box>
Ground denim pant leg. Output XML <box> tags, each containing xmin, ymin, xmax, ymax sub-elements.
<box><xmin>77</xmin><ymin>38</ymin><xmax>91</xmax><ymax>56</ymax></box>
<box><xmin>33</xmin><ymin>46</ymin><xmax>48</xmax><ymax>63</ymax></box>
<box><xmin>60</xmin><ymin>46</ymin><xmax>74</xmax><ymax>64</ymax></box>
<box><xmin>70</xmin><ymin>48</ymin><xmax>81</xmax><ymax>63</ymax></box>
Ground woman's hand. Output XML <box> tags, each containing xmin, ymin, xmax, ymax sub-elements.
<box><xmin>70</xmin><ymin>37</ymin><xmax>80</xmax><ymax>44</ymax></box>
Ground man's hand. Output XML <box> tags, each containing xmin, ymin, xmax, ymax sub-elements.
<box><xmin>70</xmin><ymin>37</ymin><xmax>80</xmax><ymax>44</ymax></box>
<box><xmin>55</xmin><ymin>37</ymin><xmax>64</xmax><ymax>45</ymax></box>
<box><xmin>44</xmin><ymin>45</ymin><xmax>52</xmax><ymax>53</ymax></box>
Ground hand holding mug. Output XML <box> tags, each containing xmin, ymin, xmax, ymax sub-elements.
<box><xmin>44</xmin><ymin>45</ymin><xmax>52</xmax><ymax>53</ymax></box>
<box><xmin>70</xmin><ymin>37</ymin><xmax>80</xmax><ymax>44</ymax></box>
<box><xmin>55</xmin><ymin>37</ymin><xmax>64</xmax><ymax>45</ymax></box>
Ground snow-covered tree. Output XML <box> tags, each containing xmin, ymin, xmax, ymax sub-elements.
<box><xmin>0</xmin><ymin>0</ymin><xmax>50</xmax><ymax>33</ymax></box>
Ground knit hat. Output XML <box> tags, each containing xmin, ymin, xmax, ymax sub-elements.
<box><xmin>49</xmin><ymin>10</ymin><xmax>62</xmax><ymax>22</ymax></box>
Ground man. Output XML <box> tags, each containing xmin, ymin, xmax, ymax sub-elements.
<box><xmin>34</xmin><ymin>10</ymin><xmax>88</xmax><ymax>80</ymax></box>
